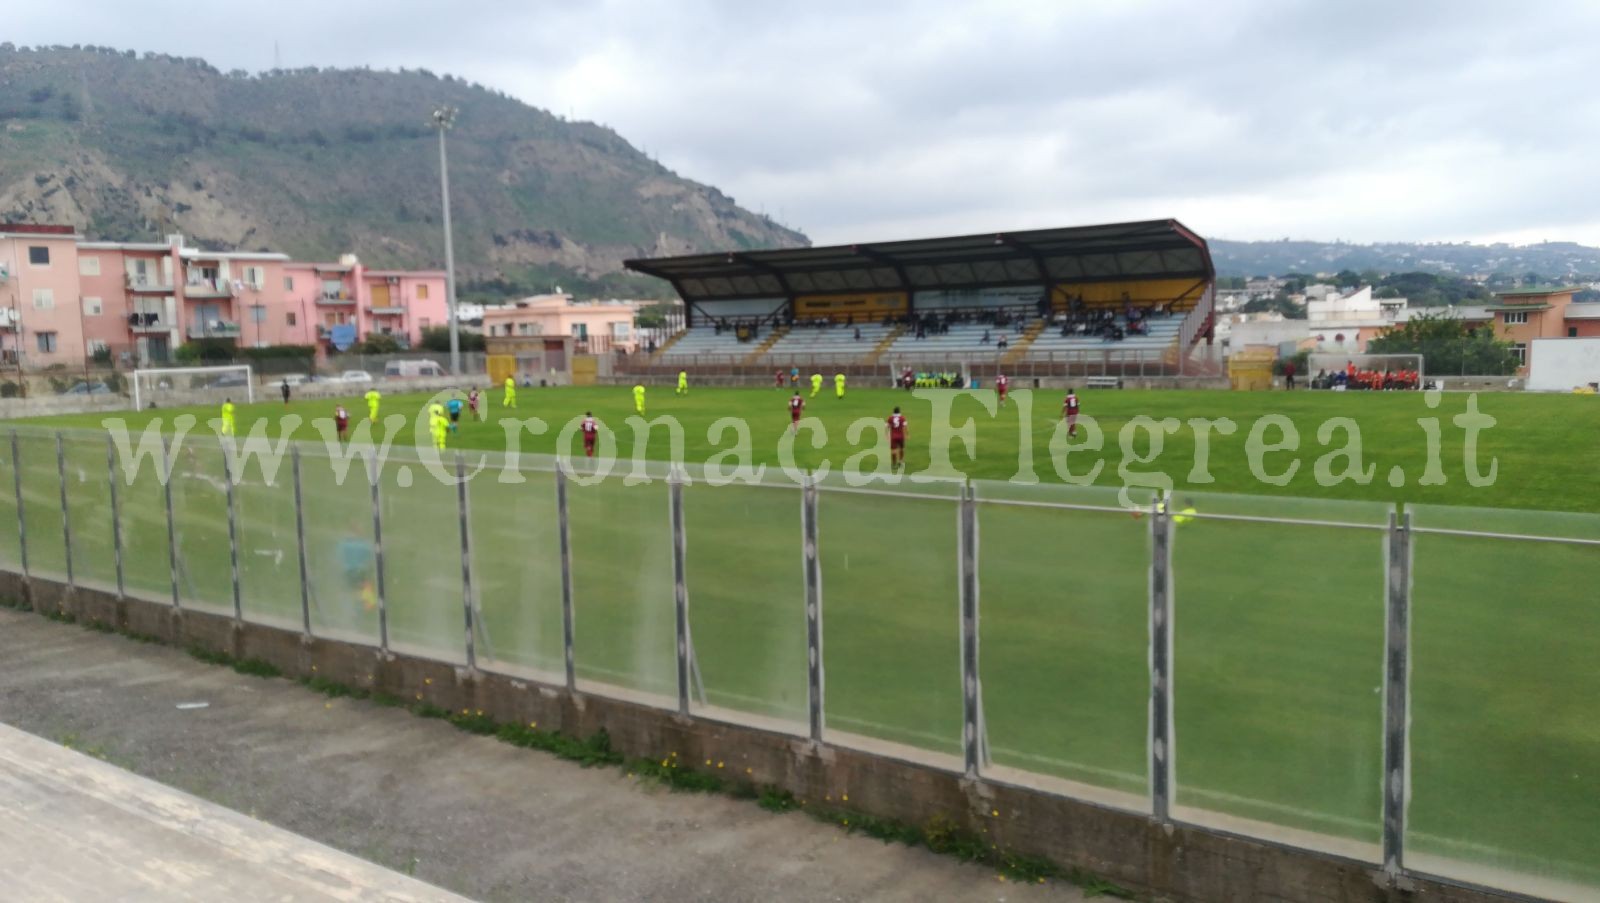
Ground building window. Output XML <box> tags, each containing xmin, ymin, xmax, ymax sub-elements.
<box><xmin>28</xmin><ymin>246</ymin><xmax>49</xmax><ymax>266</ymax></box>
<box><xmin>1511</xmin><ymin>343</ymin><xmax>1527</xmax><ymax>365</ymax></box>
<box><xmin>244</xmin><ymin>266</ymin><xmax>265</xmax><ymax>289</ymax></box>
<box><xmin>36</xmin><ymin>332</ymin><xmax>58</xmax><ymax>353</ymax></box>
<box><xmin>79</xmin><ymin>255</ymin><xmax>100</xmax><ymax>276</ymax></box>
<box><xmin>87</xmin><ymin>340</ymin><xmax>109</xmax><ymax>357</ymax></box>
<box><xmin>321</xmin><ymin>279</ymin><xmax>343</xmax><ymax>297</ymax></box>
<box><xmin>286</xmin><ymin>311</ymin><xmax>297</xmax><ymax>326</ymax></box>
<box><xmin>83</xmin><ymin>296</ymin><xmax>102</xmax><ymax>316</ymax></box>
<box><xmin>250</xmin><ymin>304</ymin><xmax>267</xmax><ymax>324</ymax></box>
<box><xmin>32</xmin><ymin>288</ymin><xmax>54</xmax><ymax>310</ymax></box>
<box><xmin>417</xmin><ymin>284</ymin><xmax>429</xmax><ymax>300</ymax></box>
<box><xmin>1502</xmin><ymin>311</ymin><xmax>1529</xmax><ymax>325</ymax></box>
<box><xmin>284</xmin><ymin>276</ymin><xmax>295</xmax><ymax>292</ymax></box>
<box><xmin>1570</xmin><ymin>327</ymin><xmax>1579</xmax><ymax>338</ymax></box>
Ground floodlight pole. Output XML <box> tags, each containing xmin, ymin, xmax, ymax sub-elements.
<box><xmin>432</xmin><ymin>106</ymin><xmax>462</xmax><ymax>376</ymax></box>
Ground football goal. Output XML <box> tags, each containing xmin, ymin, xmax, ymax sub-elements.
<box><xmin>132</xmin><ymin>365</ymin><xmax>254</xmax><ymax>410</ymax></box>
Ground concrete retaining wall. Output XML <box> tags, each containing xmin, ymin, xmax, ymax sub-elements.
<box><xmin>0</xmin><ymin>570</ymin><xmax>1513</xmax><ymax>903</ymax></box>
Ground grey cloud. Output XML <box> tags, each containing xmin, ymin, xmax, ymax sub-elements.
<box><xmin>9</xmin><ymin>0</ymin><xmax>1600</xmax><ymax>246</ymax></box>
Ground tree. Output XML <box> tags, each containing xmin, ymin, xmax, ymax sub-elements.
<box><xmin>634</xmin><ymin>302</ymin><xmax>676</xmax><ymax>331</ymax></box>
<box><xmin>418</xmin><ymin>326</ymin><xmax>484</xmax><ymax>353</ymax></box>
<box><xmin>354</xmin><ymin>333</ymin><xmax>401</xmax><ymax>355</ymax></box>
<box><xmin>1367</xmin><ymin>312</ymin><xmax>1518</xmax><ymax>376</ymax></box>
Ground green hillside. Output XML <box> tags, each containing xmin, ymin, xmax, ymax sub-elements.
<box><xmin>0</xmin><ymin>44</ymin><xmax>807</xmax><ymax>299</ymax></box>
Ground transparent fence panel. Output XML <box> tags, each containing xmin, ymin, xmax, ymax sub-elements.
<box><xmin>974</xmin><ymin>481</ymin><xmax>1152</xmax><ymax>808</ymax></box>
<box><xmin>567</xmin><ymin>468</ymin><xmax>675</xmax><ymax>705</ymax></box>
<box><xmin>0</xmin><ymin>436</ymin><xmax>19</xmax><ymax>572</ymax></box>
<box><xmin>1407</xmin><ymin>505</ymin><xmax>1600</xmax><ymax>898</ymax></box>
<box><xmin>817</xmin><ymin>477</ymin><xmax>963</xmax><ymax>762</ymax></box>
<box><xmin>62</xmin><ymin>435</ymin><xmax>117</xmax><ymax>593</ymax></box>
<box><xmin>298</xmin><ymin>448</ymin><xmax>380</xmax><ymax>645</ymax></box>
<box><xmin>169</xmin><ymin>439</ymin><xmax>236</xmax><ymax>613</ymax></box>
<box><xmin>15</xmin><ymin>433</ymin><xmax>67</xmax><ymax>581</ymax></box>
<box><xmin>118</xmin><ymin>440</ymin><xmax>173</xmax><ymax>603</ymax></box>
<box><xmin>233</xmin><ymin>447</ymin><xmax>306</xmax><ymax>631</ymax></box>
<box><xmin>467</xmin><ymin>454</ymin><xmax>564</xmax><ymax>681</ymax></box>
<box><xmin>1170</xmin><ymin>492</ymin><xmax>1390</xmax><ymax>859</ymax></box>
<box><xmin>682</xmin><ymin>475</ymin><xmax>807</xmax><ymax>732</ymax></box>
<box><xmin>377</xmin><ymin>451</ymin><xmax>466</xmax><ymax>664</ymax></box>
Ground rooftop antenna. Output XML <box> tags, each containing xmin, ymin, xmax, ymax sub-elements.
<box><xmin>273</xmin><ymin>40</ymin><xmax>281</xmax><ymax>70</ymax></box>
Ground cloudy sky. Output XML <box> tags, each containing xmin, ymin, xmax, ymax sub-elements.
<box><xmin>11</xmin><ymin>0</ymin><xmax>1600</xmax><ymax>246</ymax></box>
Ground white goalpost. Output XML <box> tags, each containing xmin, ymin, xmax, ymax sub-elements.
<box><xmin>132</xmin><ymin>365</ymin><xmax>254</xmax><ymax>410</ymax></box>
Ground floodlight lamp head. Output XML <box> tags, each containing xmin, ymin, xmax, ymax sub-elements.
<box><xmin>431</xmin><ymin>106</ymin><xmax>458</xmax><ymax>130</ymax></box>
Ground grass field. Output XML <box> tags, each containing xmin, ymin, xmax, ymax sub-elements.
<box><xmin>3</xmin><ymin>384</ymin><xmax>1598</xmax><ymax>894</ymax></box>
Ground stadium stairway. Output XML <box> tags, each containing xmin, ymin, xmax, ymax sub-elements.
<box><xmin>743</xmin><ymin>325</ymin><xmax>790</xmax><ymax>364</ymax></box>
<box><xmin>648</xmin><ymin>330</ymin><xmax>686</xmax><ymax>363</ymax></box>
<box><xmin>1001</xmin><ymin>320</ymin><xmax>1047</xmax><ymax>366</ymax></box>
<box><xmin>865</xmin><ymin>324</ymin><xmax>906</xmax><ymax>364</ymax></box>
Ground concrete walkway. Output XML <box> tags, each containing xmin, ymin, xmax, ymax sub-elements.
<box><xmin>0</xmin><ymin>721</ymin><xmax>466</xmax><ymax>901</ymax></box>
<box><xmin>0</xmin><ymin>609</ymin><xmax>1081</xmax><ymax>902</ymax></box>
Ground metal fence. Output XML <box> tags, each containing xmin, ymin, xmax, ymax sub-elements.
<box><xmin>0</xmin><ymin>425</ymin><xmax>1595</xmax><ymax>902</ymax></box>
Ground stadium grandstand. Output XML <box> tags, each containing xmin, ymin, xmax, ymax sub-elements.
<box><xmin>623</xmin><ymin>220</ymin><xmax>1217</xmax><ymax>382</ymax></box>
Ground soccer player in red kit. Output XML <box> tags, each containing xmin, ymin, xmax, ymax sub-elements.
<box><xmin>581</xmin><ymin>411</ymin><xmax>599</xmax><ymax>457</ymax></box>
<box><xmin>468</xmin><ymin>388</ymin><xmax>480</xmax><ymax>418</ymax></box>
<box><xmin>887</xmin><ymin>406</ymin><xmax>908</xmax><ymax>470</ymax></box>
<box><xmin>995</xmin><ymin>373</ymin><xmax>1010</xmax><ymax>407</ymax></box>
<box><xmin>334</xmin><ymin>404</ymin><xmax>350</xmax><ymax>443</ymax></box>
<box><xmin>788</xmin><ymin>391</ymin><xmax>805</xmax><ymax>433</ymax></box>
<box><xmin>775</xmin><ymin>370</ymin><xmax>785</xmax><ymax>389</ymax></box>
<box><xmin>1063</xmin><ymin>388</ymin><xmax>1080</xmax><ymax>437</ymax></box>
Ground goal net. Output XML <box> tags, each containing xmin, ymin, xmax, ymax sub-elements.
<box><xmin>1304</xmin><ymin>353</ymin><xmax>1425</xmax><ymax>390</ymax></box>
<box><xmin>132</xmin><ymin>365</ymin><xmax>254</xmax><ymax>410</ymax></box>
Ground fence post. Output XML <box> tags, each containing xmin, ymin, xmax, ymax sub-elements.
<box><xmin>801</xmin><ymin>474</ymin><xmax>825</xmax><ymax>743</ymax></box>
<box><xmin>556</xmin><ymin>463</ymin><xmax>576</xmax><ymax>692</ymax></box>
<box><xmin>1149</xmin><ymin>494</ymin><xmax>1173</xmax><ymax>821</ymax></box>
<box><xmin>456</xmin><ymin>452</ymin><xmax>476</xmax><ymax>670</ymax></box>
<box><xmin>55</xmin><ymin>432</ymin><xmax>73</xmax><ymax>587</ymax></box>
<box><xmin>106</xmin><ymin>434</ymin><xmax>124</xmax><ymax>597</ymax></box>
<box><xmin>161</xmin><ymin>434</ymin><xmax>180</xmax><ymax>608</ymax></box>
<box><xmin>1382</xmin><ymin>511</ymin><xmax>1413</xmax><ymax>878</ymax></box>
<box><xmin>291</xmin><ymin>447</ymin><xmax>311</xmax><ymax>638</ymax></box>
<box><xmin>958</xmin><ymin>482</ymin><xmax>982</xmax><ymax>777</ymax></box>
<box><xmin>669</xmin><ymin>467</ymin><xmax>691</xmax><ymax>715</ymax></box>
<box><xmin>222</xmin><ymin>443</ymin><xmax>242</xmax><ymax>622</ymax></box>
<box><xmin>368</xmin><ymin>451</ymin><xmax>388</xmax><ymax>654</ymax></box>
<box><xmin>11</xmin><ymin>432</ymin><xmax>28</xmax><ymax>578</ymax></box>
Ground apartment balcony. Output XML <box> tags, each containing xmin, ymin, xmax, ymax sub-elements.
<box><xmin>127</xmin><ymin>313</ymin><xmax>173</xmax><ymax>334</ymax></box>
<box><xmin>317</xmin><ymin>292</ymin><xmax>357</xmax><ymax>306</ymax></box>
<box><xmin>369</xmin><ymin>305</ymin><xmax>406</xmax><ymax>316</ymax></box>
<box><xmin>184</xmin><ymin>277</ymin><xmax>236</xmax><ymax>298</ymax></box>
<box><xmin>187</xmin><ymin>320</ymin><xmax>241</xmax><ymax>340</ymax></box>
<box><xmin>126</xmin><ymin>275</ymin><xmax>175</xmax><ymax>293</ymax></box>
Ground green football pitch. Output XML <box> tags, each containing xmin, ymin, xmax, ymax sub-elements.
<box><xmin>4</xmin><ymin>385</ymin><xmax>1598</xmax><ymax>892</ymax></box>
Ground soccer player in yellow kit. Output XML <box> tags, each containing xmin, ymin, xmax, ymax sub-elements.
<box><xmin>632</xmin><ymin>383</ymin><xmax>647</xmax><ymax>415</ymax></box>
<box><xmin>676</xmin><ymin>370</ymin><xmax>688</xmax><ymax>396</ymax></box>
<box><xmin>834</xmin><ymin>372</ymin><xmax>846</xmax><ymax>399</ymax></box>
<box><xmin>364</xmin><ymin>388</ymin><xmax>381</xmax><ymax>423</ymax></box>
<box><xmin>503</xmin><ymin>375</ymin><xmax>517</xmax><ymax>409</ymax></box>
<box><xmin>219</xmin><ymin>398</ymin><xmax>236</xmax><ymax>436</ymax></box>
<box><xmin>429</xmin><ymin>402</ymin><xmax>449</xmax><ymax>450</ymax></box>
<box><xmin>809</xmin><ymin>373</ymin><xmax>823</xmax><ymax>398</ymax></box>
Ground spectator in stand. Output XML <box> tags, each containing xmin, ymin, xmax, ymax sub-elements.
<box><xmin>981</xmin><ymin>329</ymin><xmax>991</xmax><ymax>344</ymax></box>
<box><xmin>997</xmin><ymin>334</ymin><xmax>1009</xmax><ymax>351</ymax></box>
<box><xmin>854</xmin><ymin>325</ymin><xmax>862</xmax><ymax>341</ymax></box>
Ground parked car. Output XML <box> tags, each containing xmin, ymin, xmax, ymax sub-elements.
<box><xmin>208</xmin><ymin>373</ymin><xmax>250</xmax><ymax>389</ymax></box>
<box><xmin>384</xmin><ymin>360</ymin><xmax>447</xmax><ymax>379</ymax></box>
<box><xmin>61</xmin><ymin>381</ymin><xmax>113</xmax><ymax>396</ymax></box>
<box><xmin>337</xmin><ymin>370</ymin><xmax>374</xmax><ymax>383</ymax></box>
<box><xmin>279</xmin><ymin>373</ymin><xmax>313</xmax><ymax>387</ymax></box>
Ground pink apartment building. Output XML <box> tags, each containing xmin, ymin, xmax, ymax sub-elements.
<box><xmin>480</xmin><ymin>294</ymin><xmax>642</xmax><ymax>353</ymax></box>
<box><xmin>0</xmin><ymin>223</ymin><xmax>447</xmax><ymax>369</ymax></box>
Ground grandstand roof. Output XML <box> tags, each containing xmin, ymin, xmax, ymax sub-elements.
<box><xmin>625</xmin><ymin>219</ymin><xmax>1213</xmax><ymax>304</ymax></box>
